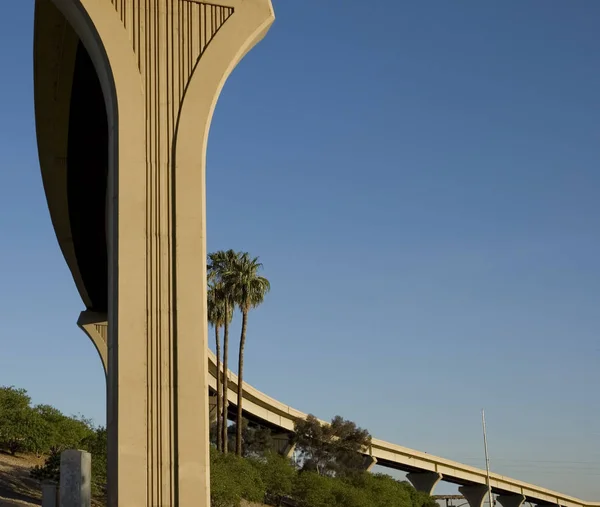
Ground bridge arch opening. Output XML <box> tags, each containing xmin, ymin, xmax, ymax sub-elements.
<box><xmin>34</xmin><ymin>0</ymin><xmax>119</xmax><ymax>312</ymax></box>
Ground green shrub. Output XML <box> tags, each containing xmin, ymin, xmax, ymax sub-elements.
<box><xmin>250</xmin><ymin>452</ymin><xmax>295</xmax><ymax>503</ymax></box>
<box><xmin>30</xmin><ymin>449</ymin><xmax>61</xmax><ymax>483</ymax></box>
<box><xmin>292</xmin><ymin>471</ymin><xmax>336</xmax><ymax>507</ymax></box>
<box><xmin>210</xmin><ymin>448</ymin><xmax>266</xmax><ymax>507</ymax></box>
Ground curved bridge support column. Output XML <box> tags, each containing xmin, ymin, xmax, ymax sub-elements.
<box><xmin>458</xmin><ymin>485</ymin><xmax>490</xmax><ymax>507</ymax></box>
<box><xmin>406</xmin><ymin>472</ymin><xmax>443</xmax><ymax>495</ymax></box>
<box><xmin>34</xmin><ymin>1</ymin><xmax>275</xmax><ymax>506</ymax></box>
<box><xmin>497</xmin><ymin>494</ymin><xmax>526</xmax><ymax>507</ymax></box>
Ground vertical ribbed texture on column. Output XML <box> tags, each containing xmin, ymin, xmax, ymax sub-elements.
<box><xmin>104</xmin><ymin>2</ymin><xmax>233</xmax><ymax>505</ymax></box>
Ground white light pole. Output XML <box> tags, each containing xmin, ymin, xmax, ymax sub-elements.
<box><xmin>482</xmin><ymin>409</ymin><xmax>494</xmax><ymax>507</ymax></box>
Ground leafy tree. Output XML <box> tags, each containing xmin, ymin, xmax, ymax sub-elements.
<box><xmin>243</xmin><ymin>423</ymin><xmax>273</xmax><ymax>458</ymax></box>
<box><xmin>34</xmin><ymin>405</ymin><xmax>94</xmax><ymax>452</ymax></box>
<box><xmin>208</xmin><ymin>280</ymin><xmax>233</xmax><ymax>452</ymax></box>
<box><xmin>208</xmin><ymin>249</ymin><xmax>240</xmax><ymax>454</ymax></box>
<box><xmin>293</xmin><ymin>414</ymin><xmax>371</xmax><ymax>477</ymax></box>
<box><xmin>221</xmin><ymin>252</ymin><xmax>270</xmax><ymax>456</ymax></box>
<box><xmin>227</xmin><ymin>419</ymin><xmax>273</xmax><ymax>458</ymax></box>
<box><xmin>254</xmin><ymin>452</ymin><xmax>295</xmax><ymax>504</ymax></box>
<box><xmin>0</xmin><ymin>386</ymin><xmax>39</xmax><ymax>455</ymax></box>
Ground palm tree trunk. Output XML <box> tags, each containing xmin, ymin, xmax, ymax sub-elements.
<box><xmin>236</xmin><ymin>310</ymin><xmax>248</xmax><ymax>456</ymax></box>
<box><xmin>222</xmin><ymin>300</ymin><xmax>230</xmax><ymax>454</ymax></box>
<box><xmin>215</xmin><ymin>325</ymin><xmax>222</xmax><ymax>452</ymax></box>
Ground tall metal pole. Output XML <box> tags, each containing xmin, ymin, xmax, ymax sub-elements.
<box><xmin>482</xmin><ymin>410</ymin><xmax>494</xmax><ymax>507</ymax></box>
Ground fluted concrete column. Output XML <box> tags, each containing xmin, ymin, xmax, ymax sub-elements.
<box><xmin>406</xmin><ymin>471</ymin><xmax>443</xmax><ymax>495</ymax></box>
<box><xmin>59</xmin><ymin>450</ymin><xmax>91</xmax><ymax>507</ymax></box>
<box><xmin>34</xmin><ymin>1</ymin><xmax>275</xmax><ymax>506</ymax></box>
<box><xmin>497</xmin><ymin>494</ymin><xmax>526</xmax><ymax>507</ymax></box>
<box><xmin>459</xmin><ymin>485</ymin><xmax>490</xmax><ymax>507</ymax></box>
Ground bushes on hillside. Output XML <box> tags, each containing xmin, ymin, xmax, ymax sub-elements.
<box><xmin>210</xmin><ymin>448</ymin><xmax>265</xmax><ymax>507</ymax></box>
<box><xmin>291</xmin><ymin>471</ymin><xmax>438</xmax><ymax>507</ymax></box>
<box><xmin>210</xmin><ymin>445</ymin><xmax>438</xmax><ymax>507</ymax></box>
<box><xmin>0</xmin><ymin>386</ymin><xmax>94</xmax><ymax>456</ymax></box>
<box><xmin>3</xmin><ymin>386</ymin><xmax>439</xmax><ymax>507</ymax></box>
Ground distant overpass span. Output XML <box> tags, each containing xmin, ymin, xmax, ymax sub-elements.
<box><xmin>206</xmin><ymin>350</ymin><xmax>599</xmax><ymax>507</ymax></box>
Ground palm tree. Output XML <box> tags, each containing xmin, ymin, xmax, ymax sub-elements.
<box><xmin>207</xmin><ymin>280</ymin><xmax>231</xmax><ymax>451</ymax></box>
<box><xmin>222</xmin><ymin>252</ymin><xmax>270</xmax><ymax>456</ymax></box>
<box><xmin>207</xmin><ymin>249</ymin><xmax>239</xmax><ymax>454</ymax></box>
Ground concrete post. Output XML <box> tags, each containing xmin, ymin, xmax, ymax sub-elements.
<box><xmin>41</xmin><ymin>481</ymin><xmax>58</xmax><ymax>507</ymax></box>
<box><xmin>59</xmin><ymin>450</ymin><xmax>91</xmax><ymax>507</ymax></box>
<box><xmin>459</xmin><ymin>485</ymin><xmax>490</xmax><ymax>507</ymax></box>
<box><xmin>406</xmin><ymin>471</ymin><xmax>443</xmax><ymax>495</ymax></box>
<box><xmin>497</xmin><ymin>495</ymin><xmax>526</xmax><ymax>507</ymax></box>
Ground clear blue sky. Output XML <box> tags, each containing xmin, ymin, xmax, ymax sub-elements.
<box><xmin>1</xmin><ymin>0</ymin><xmax>599</xmax><ymax>500</ymax></box>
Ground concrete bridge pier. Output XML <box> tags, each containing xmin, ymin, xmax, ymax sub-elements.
<box><xmin>362</xmin><ymin>455</ymin><xmax>378</xmax><ymax>472</ymax></box>
<box><xmin>406</xmin><ymin>472</ymin><xmax>443</xmax><ymax>495</ymax></box>
<box><xmin>34</xmin><ymin>0</ymin><xmax>275</xmax><ymax>505</ymax></box>
<box><xmin>270</xmin><ymin>433</ymin><xmax>296</xmax><ymax>458</ymax></box>
<box><xmin>458</xmin><ymin>485</ymin><xmax>490</xmax><ymax>507</ymax></box>
<box><xmin>497</xmin><ymin>494</ymin><xmax>526</xmax><ymax>507</ymax></box>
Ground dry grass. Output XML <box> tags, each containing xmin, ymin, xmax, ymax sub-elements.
<box><xmin>0</xmin><ymin>452</ymin><xmax>44</xmax><ymax>507</ymax></box>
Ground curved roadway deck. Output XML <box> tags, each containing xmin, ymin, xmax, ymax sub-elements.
<box><xmin>207</xmin><ymin>350</ymin><xmax>599</xmax><ymax>507</ymax></box>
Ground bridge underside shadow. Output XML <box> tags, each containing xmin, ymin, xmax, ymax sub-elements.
<box><xmin>35</xmin><ymin>0</ymin><xmax>109</xmax><ymax>315</ymax></box>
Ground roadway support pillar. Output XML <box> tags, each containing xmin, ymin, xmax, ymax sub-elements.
<box><xmin>497</xmin><ymin>494</ymin><xmax>526</xmax><ymax>507</ymax></box>
<box><xmin>209</xmin><ymin>395</ymin><xmax>218</xmax><ymax>424</ymax></box>
<box><xmin>271</xmin><ymin>433</ymin><xmax>296</xmax><ymax>458</ymax></box>
<box><xmin>458</xmin><ymin>485</ymin><xmax>490</xmax><ymax>507</ymax></box>
<box><xmin>362</xmin><ymin>455</ymin><xmax>378</xmax><ymax>472</ymax></box>
<box><xmin>406</xmin><ymin>472</ymin><xmax>443</xmax><ymax>495</ymax></box>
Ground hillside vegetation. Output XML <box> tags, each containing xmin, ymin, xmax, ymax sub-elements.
<box><xmin>1</xmin><ymin>386</ymin><xmax>437</xmax><ymax>507</ymax></box>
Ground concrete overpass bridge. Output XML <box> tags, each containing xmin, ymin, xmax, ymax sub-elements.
<box><xmin>203</xmin><ymin>348</ymin><xmax>599</xmax><ymax>507</ymax></box>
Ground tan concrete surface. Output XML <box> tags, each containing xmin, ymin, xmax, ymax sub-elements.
<box><xmin>34</xmin><ymin>1</ymin><xmax>274</xmax><ymax>506</ymax></box>
<box><xmin>77</xmin><ymin>312</ymin><xmax>108</xmax><ymax>377</ymax></box>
